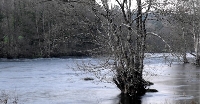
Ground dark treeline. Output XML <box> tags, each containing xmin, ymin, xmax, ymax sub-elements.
<box><xmin>0</xmin><ymin>0</ymin><xmax>194</xmax><ymax>59</ymax></box>
<box><xmin>0</xmin><ymin>0</ymin><xmax>100</xmax><ymax>58</ymax></box>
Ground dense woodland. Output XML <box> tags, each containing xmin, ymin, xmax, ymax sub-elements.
<box><xmin>0</xmin><ymin>0</ymin><xmax>194</xmax><ymax>59</ymax></box>
<box><xmin>0</xmin><ymin>0</ymin><xmax>100</xmax><ymax>58</ymax></box>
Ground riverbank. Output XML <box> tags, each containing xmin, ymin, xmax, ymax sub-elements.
<box><xmin>0</xmin><ymin>50</ymin><xmax>93</xmax><ymax>59</ymax></box>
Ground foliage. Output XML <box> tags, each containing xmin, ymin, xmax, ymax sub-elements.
<box><xmin>0</xmin><ymin>13</ymin><xmax>3</xmax><ymax>22</ymax></box>
<box><xmin>3</xmin><ymin>36</ymin><xmax>9</xmax><ymax>44</ymax></box>
<box><xmin>0</xmin><ymin>0</ymin><xmax>99</xmax><ymax>58</ymax></box>
<box><xmin>0</xmin><ymin>0</ymin><xmax>185</xmax><ymax>58</ymax></box>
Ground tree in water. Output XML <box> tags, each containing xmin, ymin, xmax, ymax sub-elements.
<box><xmin>90</xmin><ymin>0</ymin><xmax>154</xmax><ymax>97</ymax></box>
<box><xmin>61</xmin><ymin>0</ymin><xmax>154</xmax><ymax>97</ymax></box>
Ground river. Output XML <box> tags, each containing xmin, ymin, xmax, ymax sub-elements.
<box><xmin>0</xmin><ymin>54</ymin><xmax>199</xmax><ymax>104</ymax></box>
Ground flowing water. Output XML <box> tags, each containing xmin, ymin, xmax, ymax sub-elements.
<box><xmin>0</xmin><ymin>54</ymin><xmax>199</xmax><ymax>104</ymax></box>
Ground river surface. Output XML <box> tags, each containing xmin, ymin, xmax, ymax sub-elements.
<box><xmin>0</xmin><ymin>54</ymin><xmax>200</xmax><ymax>104</ymax></box>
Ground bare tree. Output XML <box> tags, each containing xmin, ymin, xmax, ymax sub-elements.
<box><xmin>173</xmin><ymin>0</ymin><xmax>200</xmax><ymax>64</ymax></box>
<box><xmin>189</xmin><ymin>0</ymin><xmax>200</xmax><ymax>65</ymax></box>
<box><xmin>166</xmin><ymin>0</ymin><xmax>192</xmax><ymax>63</ymax></box>
<box><xmin>169</xmin><ymin>0</ymin><xmax>200</xmax><ymax>65</ymax></box>
<box><xmin>85</xmin><ymin>0</ymin><xmax>156</xmax><ymax>97</ymax></box>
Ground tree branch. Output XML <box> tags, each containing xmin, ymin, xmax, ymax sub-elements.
<box><xmin>116</xmin><ymin>0</ymin><xmax>129</xmax><ymax>23</ymax></box>
<box><xmin>147</xmin><ymin>32</ymin><xmax>172</xmax><ymax>52</ymax></box>
<box><xmin>143</xmin><ymin>0</ymin><xmax>152</xmax><ymax>22</ymax></box>
<box><xmin>190</xmin><ymin>52</ymin><xmax>196</xmax><ymax>57</ymax></box>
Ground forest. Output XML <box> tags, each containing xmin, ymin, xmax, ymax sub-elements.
<box><xmin>0</xmin><ymin>0</ymin><xmax>195</xmax><ymax>59</ymax></box>
<box><xmin>0</xmin><ymin>0</ymin><xmax>101</xmax><ymax>58</ymax></box>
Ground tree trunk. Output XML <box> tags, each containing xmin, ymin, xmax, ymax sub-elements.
<box><xmin>192</xmin><ymin>0</ymin><xmax>200</xmax><ymax>65</ymax></box>
<box><xmin>113</xmin><ymin>0</ymin><xmax>148</xmax><ymax>97</ymax></box>
<box><xmin>193</xmin><ymin>19</ymin><xmax>200</xmax><ymax>65</ymax></box>
<box><xmin>195</xmin><ymin>33</ymin><xmax>200</xmax><ymax>65</ymax></box>
<box><xmin>6</xmin><ymin>5</ymin><xmax>13</xmax><ymax>59</ymax></box>
<box><xmin>182</xmin><ymin>28</ymin><xmax>188</xmax><ymax>63</ymax></box>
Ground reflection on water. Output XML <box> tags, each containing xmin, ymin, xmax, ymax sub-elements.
<box><xmin>0</xmin><ymin>55</ymin><xmax>200</xmax><ymax>104</ymax></box>
<box><xmin>118</xmin><ymin>94</ymin><xmax>141</xmax><ymax>104</ymax></box>
<box><xmin>143</xmin><ymin>63</ymin><xmax>200</xmax><ymax>104</ymax></box>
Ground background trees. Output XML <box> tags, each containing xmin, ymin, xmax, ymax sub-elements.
<box><xmin>0</xmin><ymin>0</ymin><xmax>181</xmax><ymax>59</ymax></box>
<box><xmin>163</xmin><ymin>0</ymin><xmax>200</xmax><ymax>64</ymax></box>
<box><xmin>0</xmin><ymin>0</ymin><xmax>98</xmax><ymax>58</ymax></box>
<box><xmin>189</xmin><ymin>0</ymin><xmax>200</xmax><ymax>65</ymax></box>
